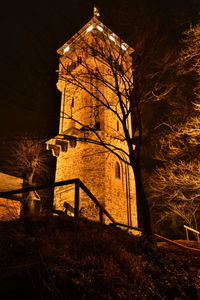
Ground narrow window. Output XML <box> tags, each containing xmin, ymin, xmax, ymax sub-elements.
<box><xmin>71</xmin><ymin>97</ymin><xmax>74</xmax><ymax>108</ymax></box>
<box><xmin>66</xmin><ymin>65</ymin><xmax>70</xmax><ymax>73</ymax></box>
<box><xmin>95</xmin><ymin>121</ymin><xmax>100</xmax><ymax>130</ymax></box>
<box><xmin>77</xmin><ymin>56</ymin><xmax>82</xmax><ymax>64</ymax></box>
<box><xmin>73</xmin><ymin>62</ymin><xmax>77</xmax><ymax>69</ymax></box>
<box><xmin>115</xmin><ymin>162</ymin><xmax>121</xmax><ymax>179</ymax></box>
<box><xmin>116</xmin><ymin>121</ymin><xmax>119</xmax><ymax>131</ymax></box>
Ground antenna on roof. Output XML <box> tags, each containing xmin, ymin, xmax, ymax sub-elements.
<box><xmin>93</xmin><ymin>6</ymin><xmax>100</xmax><ymax>18</ymax></box>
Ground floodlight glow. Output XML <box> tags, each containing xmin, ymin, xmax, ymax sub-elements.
<box><xmin>87</xmin><ymin>25</ymin><xmax>94</xmax><ymax>32</ymax></box>
<box><xmin>96</xmin><ymin>25</ymin><xmax>103</xmax><ymax>32</ymax></box>
<box><xmin>63</xmin><ymin>46</ymin><xmax>70</xmax><ymax>53</ymax></box>
<box><xmin>121</xmin><ymin>44</ymin><xmax>128</xmax><ymax>51</ymax></box>
<box><xmin>109</xmin><ymin>35</ymin><xmax>116</xmax><ymax>42</ymax></box>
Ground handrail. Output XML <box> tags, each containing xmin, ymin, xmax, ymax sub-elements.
<box><xmin>0</xmin><ymin>178</ymin><xmax>80</xmax><ymax>199</ymax></box>
<box><xmin>79</xmin><ymin>181</ymin><xmax>116</xmax><ymax>224</ymax></box>
<box><xmin>2</xmin><ymin>182</ymin><xmax>199</xmax><ymax>253</ymax></box>
<box><xmin>114</xmin><ymin>222</ymin><xmax>142</xmax><ymax>232</ymax></box>
<box><xmin>113</xmin><ymin>223</ymin><xmax>200</xmax><ymax>253</ymax></box>
<box><xmin>183</xmin><ymin>225</ymin><xmax>199</xmax><ymax>234</ymax></box>
<box><xmin>0</xmin><ymin>178</ymin><xmax>116</xmax><ymax>224</ymax></box>
<box><xmin>155</xmin><ymin>233</ymin><xmax>200</xmax><ymax>253</ymax></box>
<box><xmin>183</xmin><ymin>225</ymin><xmax>200</xmax><ymax>242</ymax></box>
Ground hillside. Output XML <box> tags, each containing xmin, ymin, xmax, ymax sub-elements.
<box><xmin>0</xmin><ymin>216</ymin><xmax>199</xmax><ymax>299</ymax></box>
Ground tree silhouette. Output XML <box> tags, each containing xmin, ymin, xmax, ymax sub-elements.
<box><xmin>146</xmin><ymin>23</ymin><xmax>200</xmax><ymax>234</ymax></box>
<box><xmin>1</xmin><ymin>134</ymin><xmax>53</xmax><ymax>216</ymax></box>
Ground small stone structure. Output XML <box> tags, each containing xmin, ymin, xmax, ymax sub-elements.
<box><xmin>0</xmin><ymin>172</ymin><xmax>22</xmax><ymax>221</ymax></box>
<box><xmin>47</xmin><ymin>8</ymin><xmax>138</xmax><ymax>226</ymax></box>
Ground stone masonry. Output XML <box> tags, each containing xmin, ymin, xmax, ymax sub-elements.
<box><xmin>47</xmin><ymin>11</ymin><xmax>138</xmax><ymax>226</ymax></box>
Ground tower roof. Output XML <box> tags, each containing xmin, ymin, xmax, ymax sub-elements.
<box><xmin>57</xmin><ymin>14</ymin><xmax>134</xmax><ymax>56</ymax></box>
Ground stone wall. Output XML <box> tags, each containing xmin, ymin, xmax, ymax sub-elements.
<box><xmin>50</xmin><ymin>27</ymin><xmax>138</xmax><ymax>227</ymax></box>
<box><xmin>54</xmin><ymin>132</ymin><xmax>137</xmax><ymax>226</ymax></box>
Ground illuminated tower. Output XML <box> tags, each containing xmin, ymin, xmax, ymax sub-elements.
<box><xmin>47</xmin><ymin>8</ymin><xmax>137</xmax><ymax>226</ymax></box>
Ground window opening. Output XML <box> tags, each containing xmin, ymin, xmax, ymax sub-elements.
<box><xmin>116</xmin><ymin>121</ymin><xmax>119</xmax><ymax>131</ymax></box>
<box><xmin>95</xmin><ymin>121</ymin><xmax>100</xmax><ymax>130</ymax></box>
<box><xmin>71</xmin><ymin>97</ymin><xmax>74</xmax><ymax>108</ymax></box>
<box><xmin>65</xmin><ymin>56</ymin><xmax>82</xmax><ymax>74</ymax></box>
<box><xmin>115</xmin><ymin>162</ymin><xmax>121</xmax><ymax>179</ymax></box>
<box><xmin>77</xmin><ymin>56</ymin><xmax>82</xmax><ymax>64</ymax></box>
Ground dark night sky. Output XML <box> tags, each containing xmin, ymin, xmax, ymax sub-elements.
<box><xmin>0</xmin><ymin>1</ymin><xmax>80</xmax><ymax>138</ymax></box>
<box><xmin>0</xmin><ymin>0</ymin><xmax>116</xmax><ymax>139</ymax></box>
<box><xmin>0</xmin><ymin>0</ymin><xmax>198</xmax><ymax>140</ymax></box>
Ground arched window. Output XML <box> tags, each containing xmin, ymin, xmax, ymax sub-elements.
<box><xmin>115</xmin><ymin>162</ymin><xmax>121</xmax><ymax>179</ymax></box>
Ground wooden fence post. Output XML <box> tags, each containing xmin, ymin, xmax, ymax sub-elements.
<box><xmin>186</xmin><ymin>228</ymin><xmax>189</xmax><ymax>241</ymax></box>
<box><xmin>74</xmin><ymin>181</ymin><xmax>80</xmax><ymax>217</ymax></box>
<box><xmin>74</xmin><ymin>180</ymin><xmax>80</xmax><ymax>218</ymax></box>
<box><xmin>183</xmin><ymin>225</ymin><xmax>200</xmax><ymax>242</ymax></box>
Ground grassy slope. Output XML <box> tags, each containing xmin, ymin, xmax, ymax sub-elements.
<box><xmin>0</xmin><ymin>216</ymin><xmax>199</xmax><ymax>300</ymax></box>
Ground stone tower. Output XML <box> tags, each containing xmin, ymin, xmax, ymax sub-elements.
<box><xmin>47</xmin><ymin>8</ymin><xmax>137</xmax><ymax>226</ymax></box>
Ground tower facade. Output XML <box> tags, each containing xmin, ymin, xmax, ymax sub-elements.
<box><xmin>47</xmin><ymin>10</ymin><xmax>137</xmax><ymax>226</ymax></box>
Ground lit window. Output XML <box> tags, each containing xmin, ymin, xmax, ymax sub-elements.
<box><xmin>87</xmin><ymin>25</ymin><xmax>93</xmax><ymax>32</ymax></box>
<box><xmin>63</xmin><ymin>46</ymin><xmax>70</xmax><ymax>53</ymax></box>
<box><xmin>96</xmin><ymin>25</ymin><xmax>103</xmax><ymax>32</ymax></box>
<box><xmin>115</xmin><ymin>162</ymin><xmax>121</xmax><ymax>179</ymax></box>
<box><xmin>121</xmin><ymin>43</ymin><xmax>128</xmax><ymax>51</ymax></box>
<box><xmin>109</xmin><ymin>35</ymin><xmax>116</xmax><ymax>42</ymax></box>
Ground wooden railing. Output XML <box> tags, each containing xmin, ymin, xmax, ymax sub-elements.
<box><xmin>1</xmin><ymin>183</ymin><xmax>200</xmax><ymax>252</ymax></box>
<box><xmin>0</xmin><ymin>178</ymin><xmax>115</xmax><ymax>224</ymax></box>
<box><xmin>184</xmin><ymin>225</ymin><xmax>200</xmax><ymax>242</ymax></box>
<box><xmin>114</xmin><ymin>223</ymin><xmax>200</xmax><ymax>253</ymax></box>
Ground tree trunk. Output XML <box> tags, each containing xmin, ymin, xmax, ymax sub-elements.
<box><xmin>131</xmin><ymin>161</ymin><xmax>153</xmax><ymax>238</ymax></box>
<box><xmin>20</xmin><ymin>172</ymin><xmax>38</xmax><ymax>217</ymax></box>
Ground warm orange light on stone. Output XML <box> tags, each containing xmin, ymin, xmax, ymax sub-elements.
<box><xmin>0</xmin><ymin>172</ymin><xmax>22</xmax><ymax>221</ymax></box>
<box><xmin>0</xmin><ymin>198</ymin><xmax>20</xmax><ymax>221</ymax></box>
<box><xmin>47</xmin><ymin>12</ymin><xmax>137</xmax><ymax>227</ymax></box>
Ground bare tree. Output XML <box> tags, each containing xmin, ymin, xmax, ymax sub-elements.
<box><xmin>147</xmin><ymin>160</ymin><xmax>200</xmax><ymax>232</ymax></box>
<box><xmin>1</xmin><ymin>134</ymin><xmax>53</xmax><ymax>217</ymax></box>
<box><xmin>146</xmin><ymin>107</ymin><xmax>200</xmax><ymax>234</ymax></box>
<box><xmin>176</xmin><ymin>22</ymin><xmax>200</xmax><ymax>78</ymax></box>
<box><xmin>145</xmin><ymin>23</ymin><xmax>200</xmax><ymax>234</ymax></box>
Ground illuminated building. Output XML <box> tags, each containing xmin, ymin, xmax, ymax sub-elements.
<box><xmin>47</xmin><ymin>8</ymin><xmax>137</xmax><ymax>226</ymax></box>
